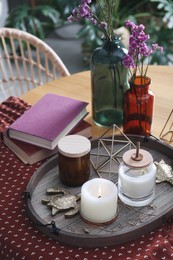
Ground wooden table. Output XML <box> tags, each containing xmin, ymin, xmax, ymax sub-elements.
<box><xmin>21</xmin><ymin>65</ymin><xmax>173</xmax><ymax>139</ymax></box>
<box><xmin>1</xmin><ymin>65</ymin><xmax>173</xmax><ymax>258</ymax></box>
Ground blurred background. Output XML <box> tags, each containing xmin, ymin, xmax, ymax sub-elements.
<box><xmin>1</xmin><ymin>0</ymin><xmax>173</xmax><ymax>74</ymax></box>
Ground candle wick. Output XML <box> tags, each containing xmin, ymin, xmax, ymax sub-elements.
<box><xmin>136</xmin><ymin>142</ymin><xmax>140</xmax><ymax>158</ymax></box>
<box><xmin>131</xmin><ymin>142</ymin><xmax>143</xmax><ymax>161</ymax></box>
<box><xmin>98</xmin><ymin>195</ymin><xmax>101</xmax><ymax>198</ymax></box>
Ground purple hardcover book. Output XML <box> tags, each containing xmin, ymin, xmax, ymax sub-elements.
<box><xmin>8</xmin><ymin>93</ymin><xmax>88</xmax><ymax>149</ymax></box>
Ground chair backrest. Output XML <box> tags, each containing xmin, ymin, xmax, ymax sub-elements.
<box><xmin>0</xmin><ymin>27</ymin><xmax>70</xmax><ymax>101</ymax></box>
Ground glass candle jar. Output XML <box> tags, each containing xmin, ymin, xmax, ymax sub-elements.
<box><xmin>58</xmin><ymin>135</ymin><xmax>91</xmax><ymax>187</ymax></box>
<box><xmin>118</xmin><ymin>143</ymin><xmax>156</xmax><ymax>206</ymax></box>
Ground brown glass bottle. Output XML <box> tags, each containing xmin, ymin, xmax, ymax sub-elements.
<box><xmin>123</xmin><ymin>76</ymin><xmax>154</xmax><ymax>135</ymax></box>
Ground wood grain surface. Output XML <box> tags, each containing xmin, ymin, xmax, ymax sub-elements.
<box><xmin>26</xmin><ymin>135</ymin><xmax>173</xmax><ymax>248</ymax></box>
<box><xmin>21</xmin><ymin>65</ymin><xmax>173</xmax><ymax>139</ymax></box>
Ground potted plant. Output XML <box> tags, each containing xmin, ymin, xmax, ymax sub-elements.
<box><xmin>4</xmin><ymin>3</ymin><xmax>59</xmax><ymax>39</ymax></box>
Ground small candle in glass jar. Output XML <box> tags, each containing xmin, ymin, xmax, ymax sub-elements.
<box><xmin>58</xmin><ymin>135</ymin><xmax>91</xmax><ymax>186</ymax></box>
<box><xmin>118</xmin><ymin>145</ymin><xmax>156</xmax><ymax>207</ymax></box>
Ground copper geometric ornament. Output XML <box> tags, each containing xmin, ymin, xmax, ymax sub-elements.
<box><xmin>90</xmin><ymin>124</ymin><xmax>136</xmax><ymax>179</ymax></box>
<box><xmin>159</xmin><ymin>109</ymin><xmax>173</xmax><ymax>144</ymax></box>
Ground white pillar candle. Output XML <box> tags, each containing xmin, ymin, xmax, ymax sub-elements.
<box><xmin>80</xmin><ymin>178</ymin><xmax>117</xmax><ymax>224</ymax></box>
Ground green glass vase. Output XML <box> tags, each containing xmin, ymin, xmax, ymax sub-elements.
<box><xmin>91</xmin><ymin>36</ymin><xmax>129</xmax><ymax>127</ymax></box>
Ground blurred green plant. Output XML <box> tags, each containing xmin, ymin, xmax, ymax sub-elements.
<box><xmin>4</xmin><ymin>0</ymin><xmax>79</xmax><ymax>38</ymax></box>
<box><xmin>76</xmin><ymin>0</ymin><xmax>153</xmax><ymax>65</ymax></box>
<box><xmin>4</xmin><ymin>0</ymin><xmax>173</xmax><ymax>65</ymax></box>
<box><xmin>74</xmin><ymin>0</ymin><xmax>173</xmax><ymax>66</ymax></box>
<box><xmin>151</xmin><ymin>0</ymin><xmax>173</xmax><ymax>28</ymax></box>
<box><xmin>4</xmin><ymin>4</ymin><xmax>59</xmax><ymax>39</ymax></box>
<box><xmin>148</xmin><ymin>0</ymin><xmax>173</xmax><ymax>64</ymax></box>
<box><xmin>50</xmin><ymin>0</ymin><xmax>79</xmax><ymax>22</ymax></box>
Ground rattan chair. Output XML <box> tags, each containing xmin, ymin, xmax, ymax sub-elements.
<box><xmin>0</xmin><ymin>27</ymin><xmax>70</xmax><ymax>101</ymax></box>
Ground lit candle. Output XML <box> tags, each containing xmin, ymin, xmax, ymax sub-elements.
<box><xmin>80</xmin><ymin>178</ymin><xmax>118</xmax><ymax>224</ymax></box>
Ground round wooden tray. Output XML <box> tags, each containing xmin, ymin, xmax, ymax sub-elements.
<box><xmin>26</xmin><ymin>135</ymin><xmax>173</xmax><ymax>248</ymax></box>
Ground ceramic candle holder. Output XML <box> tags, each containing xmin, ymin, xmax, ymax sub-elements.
<box><xmin>80</xmin><ymin>178</ymin><xmax>118</xmax><ymax>224</ymax></box>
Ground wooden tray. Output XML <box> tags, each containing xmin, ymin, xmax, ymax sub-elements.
<box><xmin>26</xmin><ymin>135</ymin><xmax>173</xmax><ymax>248</ymax></box>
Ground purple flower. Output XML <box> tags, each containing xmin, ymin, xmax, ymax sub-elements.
<box><xmin>80</xmin><ymin>5</ymin><xmax>92</xmax><ymax>18</ymax></box>
<box><xmin>67</xmin><ymin>1</ymin><xmax>119</xmax><ymax>41</ymax></box>
<box><xmin>90</xmin><ymin>18</ymin><xmax>97</xmax><ymax>25</ymax></box>
<box><xmin>67</xmin><ymin>2</ymin><xmax>94</xmax><ymax>24</ymax></box>
<box><xmin>152</xmin><ymin>43</ymin><xmax>163</xmax><ymax>53</ymax></box>
<box><xmin>122</xmin><ymin>54</ymin><xmax>135</xmax><ymax>68</ymax></box>
<box><xmin>98</xmin><ymin>22</ymin><xmax>108</xmax><ymax>30</ymax></box>
<box><xmin>123</xmin><ymin>20</ymin><xmax>164</xmax><ymax>81</ymax></box>
<box><xmin>139</xmin><ymin>24</ymin><xmax>145</xmax><ymax>31</ymax></box>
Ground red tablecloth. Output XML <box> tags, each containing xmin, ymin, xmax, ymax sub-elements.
<box><xmin>0</xmin><ymin>97</ymin><xmax>173</xmax><ymax>259</ymax></box>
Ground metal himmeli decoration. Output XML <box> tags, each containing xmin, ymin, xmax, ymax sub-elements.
<box><xmin>159</xmin><ymin>109</ymin><xmax>173</xmax><ymax>144</ymax></box>
<box><xmin>90</xmin><ymin>124</ymin><xmax>136</xmax><ymax>179</ymax></box>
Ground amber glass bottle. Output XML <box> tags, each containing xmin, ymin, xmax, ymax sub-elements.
<box><xmin>123</xmin><ymin>76</ymin><xmax>154</xmax><ymax>135</ymax></box>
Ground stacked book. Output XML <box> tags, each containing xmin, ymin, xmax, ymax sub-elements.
<box><xmin>2</xmin><ymin>93</ymin><xmax>92</xmax><ymax>164</ymax></box>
